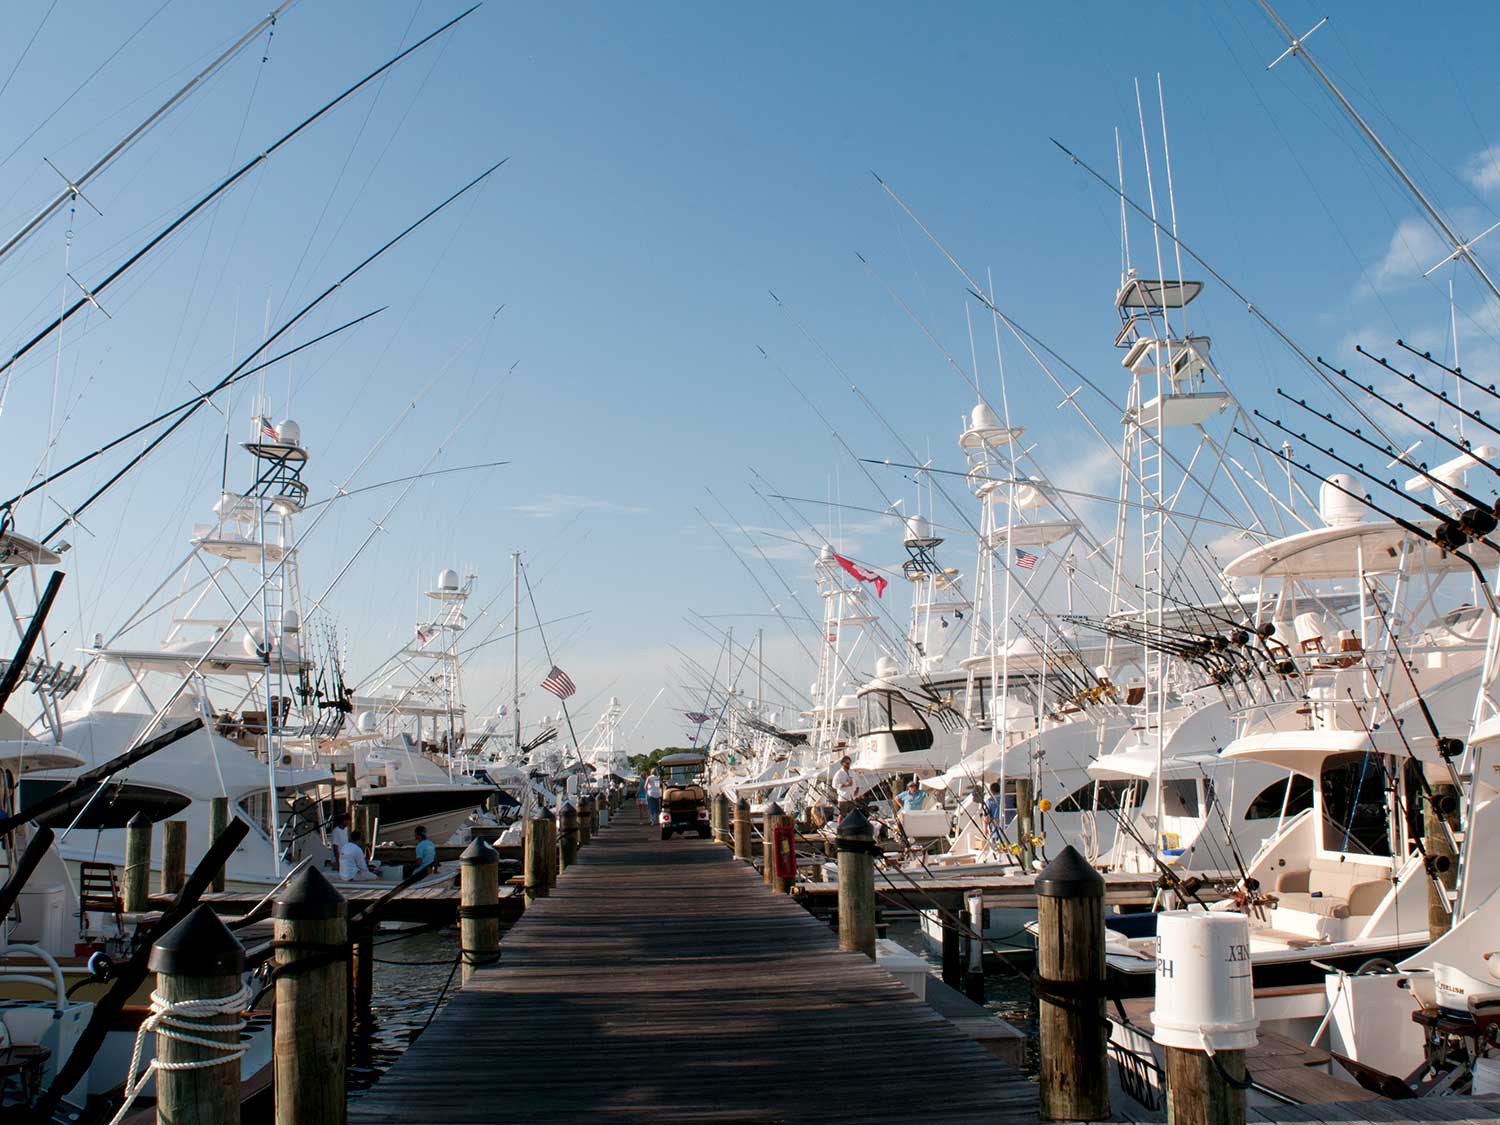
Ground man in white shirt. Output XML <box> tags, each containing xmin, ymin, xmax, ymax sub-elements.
<box><xmin>330</xmin><ymin>812</ymin><xmax>350</xmax><ymax>855</ymax></box>
<box><xmin>644</xmin><ymin>771</ymin><xmax>663</xmax><ymax>824</ymax></box>
<box><xmin>832</xmin><ymin>755</ymin><xmax>858</xmax><ymax>815</ymax></box>
<box><xmin>339</xmin><ymin>830</ymin><xmax>379</xmax><ymax>881</ymax></box>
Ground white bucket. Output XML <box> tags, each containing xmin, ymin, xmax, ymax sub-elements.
<box><xmin>1474</xmin><ymin>1056</ymin><xmax>1500</xmax><ymax>1096</ymax></box>
<box><xmin>1149</xmin><ymin>910</ymin><xmax>1258</xmax><ymax>1052</ymax></box>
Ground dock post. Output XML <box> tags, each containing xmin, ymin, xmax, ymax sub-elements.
<box><xmin>1426</xmin><ymin>782</ymin><xmax>1459</xmax><ymax>941</ymax></box>
<box><xmin>963</xmin><ymin>890</ymin><xmax>986</xmax><ymax>1003</ymax></box>
<box><xmin>123</xmin><ymin>812</ymin><xmax>152</xmax><ymax>913</ymax></box>
<box><xmin>209</xmin><ymin>795</ymin><xmax>230</xmax><ymax>892</ymax></box>
<box><xmin>941</xmin><ymin>915</ymin><xmax>961</xmax><ymax>989</ymax></box>
<box><xmin>460</xmin><ymin>839</ymin><xmax>501</xmax><ymax>984</ymax></box>
<box><xmin>733</xmin><ymin>797</ymin><xmax>751</xmax><ymax>861</ymax></box>
<box><xmin>558</xmin><ymin>802</ymin><xmax>579</xmax><ymax>871</ymax></box>
<box><xmin>523</xmin><ymin>815</ymin><xmax>549</xmax><ymax>908</ymax></box>
<box><xmin>717</xmin><ymin>794</ymin><xmax>733</xmax><ymax>846</ymax></box>
<box><xmin>273</xmin><ymin>866</ymin><xmax>348</xmax><ymax>1125</ymax></box>
<box><xmin>1035</xmin><ymin>845</ymin><xmax>1109</xmax><ymax>1121</ymax></box>
<box><xmin>836</xmin><ymin>809</ymin><xmax>877</xmax><ymax>960</ymax></box>
<box><xmin>162</xmin><ymin>818</ymin><xmax>188</xmax><ymax>897</ymax></box>
<box><xmin>1163</xmin><ymin>1048</ymin><xmax>1246</xmax><ymax>1125</ymax></box>
<box><xmin>542</xmin><ymin>816</ymin><xmax>558</xmax><ymax>890</ymax></box>
<box><xmin>1015</xmin><ymin>777</ymin><xmax>1036</xmax><ymax>869</ymax></box>
<box><xmin>147</xmin><ymin>905</ymin><xmax>246</xmax><ymax>1125</ymax></box>
<box><xmin>762</xmin><ymin>802</ymin><xmax>782</xmax><ymax>884</ymax></box>
<box><xmin>350</xmin><ymin>920</ymin><xmax>374</xmax><ymax>1041</ymax></box>
<box><xmin>769</xmin><ymin>806</ymin><xmax>795</xmax><ymax>893</ymax></box>
<box><xmin>578</xmin><ymin>795</ymin><xmax>594</xmax><ymax>847</ymax></box>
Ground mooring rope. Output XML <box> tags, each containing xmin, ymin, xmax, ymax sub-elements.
<box><xmin>107</xmin><ymin>983</ymin><xmax>252</xmax><ymax>1125</ymax></box>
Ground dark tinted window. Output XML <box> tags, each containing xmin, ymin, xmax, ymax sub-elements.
<box><xmin>1245</xmin><ymin>775</ymin><xmax>1314</xmax><ymax>820</ymax></box>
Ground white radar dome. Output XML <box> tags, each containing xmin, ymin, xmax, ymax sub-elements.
<box><xmin>437</xmin><ymin>568</ymin><xmax>460</xmax><ymax>591</ymax></box>
<box><xmin>1012</xmin><ymin>481</ymin><xmax>1045</xmax><ymax>510</ymax></box>
<box><xmin>356</xmin><ymin>711</ymin><xmax>377</xmax><ymax>733</ymax></box>
<box><xmin>875</xmin><ymin>655</ymin><xmax>899</xmax><ymax>678</ymax></box>
<box><xmin>280</xmin><ymin>608</ymin><xmax>300</xmax><ymax>634</ymax></box>
<box><xmin>1318</xmin><ymin>474</ymin><xmax>1366</xmax><ymax>528</ymax></box>
<box><xmin>276</xmin><ymin>419</ymin><xmax>301</xmax><ymax>447</ymax></box>
<box><xmin>818</xmin><ymin>545</ymin><xmax>834</xmax><ymax>561</ymax></box>
<box><xmin>970</xmin><ymin>402</ymin><xmax>1000</xmax><ymax>431</ymax></box>
<box><xmin>904</xmin><ymin>515</ymin><xmax>932</xmax><ymax>544</ymax></box>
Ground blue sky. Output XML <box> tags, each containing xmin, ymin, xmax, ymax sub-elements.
<box><xmin>1</xmin><ymin>0</ymin><xmax>1498</xmax><ymax>754</ymax></box>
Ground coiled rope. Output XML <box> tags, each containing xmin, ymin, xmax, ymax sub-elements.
<box><xmin>107</xmin><ymin>983</ymin><xmax>251</xmax><ymax>1125</ymax></box>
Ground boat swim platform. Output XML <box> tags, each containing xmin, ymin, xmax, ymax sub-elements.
<box><xmin>349</xmin><ymin>818</ymin><xmax>1039</xmax><ymax>1124</ymax></box>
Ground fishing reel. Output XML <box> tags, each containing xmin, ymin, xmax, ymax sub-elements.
<box><xmin>1437</xmin><ymin>736</ymin><xmax>1465</xmax><ymax>761</ymax></box>
<box><xmin>1425</xmin><ymin>854</ymin><xmax>1453</xmax><ymax>878</ymax></box>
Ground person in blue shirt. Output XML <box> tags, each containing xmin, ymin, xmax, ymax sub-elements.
<box><xmin>412</xmin><ymin>825</ymin><xmax>438</xmax><ymax>877</ymax></box>
<box><xmin>897</xmin><ymin>780</ymin><xmax>927</xmax><ymax>812</ymax></box>
<box><xmin>982</xmin><ymin>781</ymin><xmax>1004</xmax><ymax>842</ymax></box>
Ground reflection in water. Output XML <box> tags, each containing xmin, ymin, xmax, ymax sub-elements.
<box><xmin>884</xmin><ymin>918</ymin><xmax>1040</xmax><ymax>1077</ymax></box>
<box><xmin>347</xmin><ymin>928</ymin><xmax>463</xmax><ymax>1097</ymax></box>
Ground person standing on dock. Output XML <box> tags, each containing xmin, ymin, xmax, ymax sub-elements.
<box><xmin>340</xmin><ymin>829</ymin><xmax>380</xmax><ymax>881</ymax></box>
<box><xmin>833</xmin><ymin>755</ymin><xmax>858</xmax><ymax>815</ymax></box>
<box><xmin>413</xmin><ymin>825</ymin><xmax>438</xmax><ymax>877</ymax></box>
<box><xmin>645</xmin><ymin>770</ymin><xmax>663</xmax><ymax>824</ymax></box>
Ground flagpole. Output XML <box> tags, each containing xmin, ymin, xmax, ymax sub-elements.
<box><xmin>519</xmin><ymin>558</ymin><xmax>583</xmax><ymax>763</ymax></box>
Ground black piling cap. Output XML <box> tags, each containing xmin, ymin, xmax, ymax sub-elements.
<box><xmin>735</xmin><ymin>796</ymin><xmax>750</xmax><ymax>811</ymax></box>
<box><xmin>460</xmin><ymin>838</ymin><xmax>499</xmax><ymax>866</ymax></box>
<box><xmin>127</xmin><ymin>811</ymin><xmax>151</xmax><ymax>830</ymax></box>
<box><xmin>766</xmin><ymin>801</ymin><xmax>784</xmax><ymax>817</ymax></box>
<box><xmin>836</xmin><ymin>807</ymin><xmax>873</xmax><ymax>839</ymax></box>
<box><xmin>149</xmin><ymin>904</ymin><xmax>245</xmax><ymax>977</ymax></box>
<box><xmin>273</xmin><ymin>864</ymin><xmax>346</xmax><ymax>921</ymax></box>
<box><xmin>559</xmin><ymin>801</ymin><xmax>577</xmax><ymax>817</ymax></box>
<box><xmin>1035</xmin><ymin>845</ymin><xmax>1104</xmax><ymax>898</ymax></box>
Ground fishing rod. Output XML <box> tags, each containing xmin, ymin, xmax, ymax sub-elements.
<box><xmin>1237</xmin><ymin>429</ymin><xmax>1500</xmax><ymax>614</ymax></box>
<box><xmin>0</xmin><ymin>5</ymin><xmax>479</xmax><ymax>388</ymax></box>
<box><xmin>1361</xmin><ymin>576</ymin><xmax>1467</xmax><ymax>769</ymax></box>
<box><xmin>1276</xmin><ymin>385</ymin><xmax>1500</xmax><ymax>524</ymax></box>
<box><xmin>1356</xmin><ymin>347</ymin><xmax>1500</xmax><ymax>446</ymax></box>
<box><xmin>1396</xmin><ymin>339</ymin><xmax>1500</xmax><ymax>407</ymax></box>
<box><xmin>38</xmin><ymin>157</ymin><xmax>506</xmax><ymax>548</ymax></box>
<box><xmin>2</xmin><ymin>306</ymin><xmax>385</xmax><ymax>515</ymax></box>
<box><xmin>0</xmin><ymin>2</ymin><xmax>300</xmax><ymax>264</ymax></box>
<box><xmin>304</xmin><ymin>460</ymin><xmax>509</xmax><ymax>508</ymax></box>
<box><xmin>1143</xmin><ymin>583</ymin><xmax>1291</xmax><ymax>692</ymax></box>
<box><xmin>1250</xmin><ymin>411</ymin><xmax>1498</xmax><ymax>554</ymax></box>
<box><xmin>1345</xmin><ymin>349</ymin><xmax>1500</xmax><ymax>462</ymax></box>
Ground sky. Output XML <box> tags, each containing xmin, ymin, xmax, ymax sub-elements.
<box><xmin>1</xmin><ymin>0</ymin><xmax>1499</xmax><ymax>756</ymax></box>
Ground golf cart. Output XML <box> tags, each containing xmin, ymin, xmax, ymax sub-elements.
<box><xmin>656</xmin><ymin>751</ymin><xmax>710</xmax><ymax>839</ymax></box>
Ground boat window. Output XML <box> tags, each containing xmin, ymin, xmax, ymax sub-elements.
<box><xmin>1245</xmin><ymin>775</ymin><xmax>1314</xmax><ymax>820</ymax></box>
<box><xmin>1320</xmin><ymin>751</ymin><xmax>1391</xmax><ymax>856</ymax></box>
<box><xmin>20</xmin><ymin>780</ymin><xmax>191</xmax><ymax>830</ymax></box>
<box><xmin>1055</xmin><ymin>778</ymin><xmax>1147</xmax><ymax>813</ymax></box>
<box><xmin>1160</xmin><ymin>778</ymin><xmax>1200</xmax><ymax>818</ymax></box>
<box><xmin>856</xmin><ymin>692</ymin><xmax>892</xmax><ymax>737</ymax></box>
<box><xmin>886</xmin><ymin>694</ymin><xmax>934</xmax><ymax>753</ymax></box>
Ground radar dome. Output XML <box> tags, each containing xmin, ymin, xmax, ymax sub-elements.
<box><xmin>437</xmin><ymin>568</ymin><xmax>460</xmax><ymax>591</ymax></box>
<box><xmin>970</xmin><ymin>402</ymin><xmax>1000</xmax><ymax>431</ymax></box>
<box><xmin>1318</xmin><ymin>474</ymin><xmax>1365</xmax><ymax>528</ymax></box>
<box><xmin>818</xmin><ymin>545</ymin><xmax>834</xmax><ymax>561</ymax></box>
<box><xmin>276</xmin><ymin>419</ymin><xmax>301</xmax><ymax>447</ymax></box>
<box><xmin>1013</xmin><ymin>481</ymin><xmax>1045</xmax><ymax>510</ymax></box>
<box><xmin>280</xmin><ymin>608</ymin><xmax>300</xmax><ymax>634</ymax></box>
<box><xmin>356</xmin><ymin>711</ymin><xmax>377</xmax><ymax>733</ymax></box>
<box><xmin>875</xmin><ymin>655</ymin><xmax>899</xmax><ymax>678</ymax></box>
<box><xmin>904</xmin><ymin>515</ymin><xmax>932</xmax><ymax>544</ymax></box>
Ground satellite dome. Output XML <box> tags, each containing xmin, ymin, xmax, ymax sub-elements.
<box><xmin>280</xmin><ymin>608</ymin><xmax>301</xmax><ymax>634</ymax></box>
<box><xmin>1318</xmin><ymin>474</ymin><xmax>1365</xmax><ymax>528</ymax></box>
<box><xmin>970</xmin><ymin>402</ymin><xmax>1000</xmax><ymax>431</ymax></box>
<box><xmin>904</xmin><ymin>515</ymin><xmax>932</xmax><ymax>544</ymax></box>
<box><xmin>818</xmin><ymin>545</ymin><xmax>834</xmax><ymax>561</ymax></box>
<box><xmin>1013</xmin><ymin>480</ymin><xmax>1045</xmax><ymax>510</ymax></box>
<box><xmin>356</xmin><ymin>711</ymin><xmax>377</xmax><ymax>733</ymax></box>
<box><xmin>875</xmin><ymin>655</ymin><xmax>899</xmax><ymax>678</ymax></box>
<box><xmin>276</xmin><ymin>419</ymin><xmax>301</xmax><ymax>447</ymax></box>
<box><xmin>609</xmin><ymin>696</ymin><xmax>620</xmax><ymax>707</ymax></box>
<box><xmin>437</xmin><ymin>568</ymin><xmax>460</xmax><ymax>591</ymax></box>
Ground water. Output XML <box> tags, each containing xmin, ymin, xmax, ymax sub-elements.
<box><xmin>884</xmin><ymin>917</ymin><xmax>1041</xmax><ymax>1077</ymax></box>
<box><xmin>347</xmin><ymin>927</ymin><xmax>464</xmax><ymax>1097</ymax></box>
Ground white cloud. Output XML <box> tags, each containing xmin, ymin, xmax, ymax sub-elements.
<box><xmin>512</xmin><ymin>493</ymin><xmax>647</xmax><ymax>518</ymax></box>
<box><xmin>1464</xmin><ymin>145</ymin><xmax>1500</xmax><ymax>196</ymax></box>
<box><xmin>1360</xmin><ymin>216</ymin><xmax>1448</xmax><ymax>294</ymax></box>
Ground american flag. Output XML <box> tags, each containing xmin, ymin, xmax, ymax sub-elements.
<box><xmin>258</xmin><ymin>416</ymin><xmax>279</xmax><ymax>442</ymax></box>
<box><xmin>1015</xmin><ymin>548</ymin><xmax>1039</xmax><ymax>571</ymax></box>
<box><xmin>684</xmin><ymin>711</ymin><xmax>711</xmax><ymax>724</ymax></box>
<box><xmin>541</xmin><ymin>665</ymin><xmax>576</xmax><ymax>700</ymax></box>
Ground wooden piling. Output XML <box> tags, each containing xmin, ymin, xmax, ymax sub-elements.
<box><xmin>147</xmin><ymin>905</ymin><xmax>245</xmax><ymax>1125</ymax></box>
<box><xmin>1035</xmin><ymin>845</ymin><xmax>1109</xmax><ymax>1121</ymax></box>
<box><xmin>963</xmin><ymin>890</ymin><xmax>986</xmax><ymax>1003</ymax></box>
<box><xmin>769</xmin><ymin>805</ymin><xmax>795</xmax><ymax>894</ymax></box>
<box><xmin>1163</xmin><ymin>1044</ymin><xmax>1246</xmax><ymax>1125</ymax></box>
<box><xmin>1015</xmin><ymin>777</ymin><xmax>1036</xmax><ymax>869</ymax></box>
<box><xmin>273</xmin><ymin>865</ymin><xmax>348</xmax><ymax>1125</ymax></box>
<box><xmin>941</xmin><ymin>915</ymin><xmax>961</xmax><ymax>989</ymax></box>
<box><xmin>713</xmin><ymin>794</ymin><xmax>731</xmax><ymax>847</ymax></box>
<box><xmin>542</xmin><ymin>816</ymin><xmax>558</xmax><ymax>891</ymax></box>
<box><xmin>209</xmin><ymin>795</ymin><xmax>230</xmax><ymax>892</ymax></box>
<box><xmin>460</xmin><ymin>839</ymin><xmax>501</xmax><ymax>984</ymax></box>
<box><xmin>732</xmin><ymin>797</ymin><xmax>751</xmax><ymax>861</ymax></box>
<box><xmin>578</xmin><ymin>796</ymin><xmax>594</xmax><ymax>847</ymax></box>
<box><xmin>162</xmin><ymin>818</ymin><xmax>187</xmax><ymax>897</ymax></box>
<box><xmin>762</xmin><ymin>802</ymin><xmax>780</xmax><ymax>884</ymax></box>
<box><xmin>123</xmin><ymin>812</ymin><xmax>151</xmax><ymax>913</ymax></box>
<box><xmin>558</xmin><ymin>802</ymin><xmax>579</xmax><ymax>872</ymax></box>
<box><xmin>836</xmin><ymin>808</ymin><xmax>877</xmax><ymax>960</ymax></box>
<box><xmin>1426</xmin><ymin>781</ymin><xmax>1459</xmax><ymax>942</ymax></box>
<box><xmin>350</xmin><ymin>920</ymin><xmax>374</xmax><ymax>1041</ymax></box>
<box><xmin>523</xmin><ymin>816</ymin><xmax>549</xmax><ymax>908</ymax></box>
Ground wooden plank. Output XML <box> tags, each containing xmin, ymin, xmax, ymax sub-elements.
<box><xmin>350</xmin><ymin>818</ymin><xmax>1038</xmax><ymax>1123</ymax></box>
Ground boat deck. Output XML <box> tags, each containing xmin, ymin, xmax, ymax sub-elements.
<box><xmin>349</xmin><ymin>817</ymin><xmax>1038</xmax><ymax>1123</ymax></box>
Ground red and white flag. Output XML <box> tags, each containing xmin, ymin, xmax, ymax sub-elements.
<box><xmin>832</xmin><ymin>552</ymin><xmax>887</xmax><ymax>597</ymax></box>
<box><xmin>258</xmin><ymin>416</ymin><xmax>279</xmax><ymax>442</ymax></box>
<box><xmin>541</xmin><ymin>665</ymin><xmax>576</xmax><ymax>700</ymax></box>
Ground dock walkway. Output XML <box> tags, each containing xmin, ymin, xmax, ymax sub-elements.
<box><xmin>350</xmin><ymin>817</ymin><xmax>1038</xmax><ymax>1123</ymax></box>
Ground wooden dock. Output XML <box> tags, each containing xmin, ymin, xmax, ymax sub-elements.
<box><xmin>350</xmin><ymin>817</ymin><xmax>1038</xmax><ymax>1123</ymax></box>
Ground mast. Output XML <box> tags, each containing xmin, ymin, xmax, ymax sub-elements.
<box><xmin>0</xmin><ymin>1</ymin><xmax>299</xmax><ymax>265</ymax></box>
<box><xmin>512</xmin><ymin>550</ymin><xmax>521</xmax><ymax>756</ymax></box>
<box><xmin>1257</xmin><ymin>0</ymin><xmax>1500</xmax><ymax>305</ymax></box>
